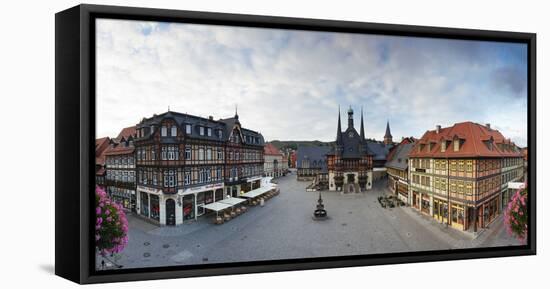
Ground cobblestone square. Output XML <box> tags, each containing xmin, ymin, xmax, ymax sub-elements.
<box><xmin>99</xmin><ymin>171</ymin><xmax>520</xmax><ymax>270</ymax></box>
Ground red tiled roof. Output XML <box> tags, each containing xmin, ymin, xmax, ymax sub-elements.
<box><xmin>104</xmin><ymin>145</ymin><xmax>135</xmax><ymax>156</ymax></box>
<box><xmin>115</xmin><ymin>126</ymin><xmax>137</xmax><ymax>143</ymax></box>
<box><xmin>387</xmin><ymin>137</ymin><xmax>415</xmax><ymax>161</ymax></box>
<box><xmin>409</xmin><ymin>122</ymin><xmax>522</xmax><ymax>158</ymax></box>
<box><xmin>264</xmin><ymin>143</ymin><xmax>283</xmax><ymax>156</ymax></box>
<box><xmin>96</xmin><ymin>137</ymin><xmax>109</xmax><ymax>150</ymax></box>
<box><xmin>95</xmin><ymin>137</ymin><xmax>111</xmax><ymax>165</ymax></box>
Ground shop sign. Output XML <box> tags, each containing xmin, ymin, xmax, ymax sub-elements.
<box><xmin>137</xmin><ymin>185</ymin><xmax>162</xmax><ymax>195</ymax></box>
<box><xmin>178</xmin><ymin>182</ymin><xmax>224</xmax><ymax>195</ymax></box>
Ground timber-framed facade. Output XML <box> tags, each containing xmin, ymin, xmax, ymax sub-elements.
<box><xmin>408</xmin><ymin>122</ymin><xmax>523</xmax><ymax>232</ymax></box>
<box><xmin>134</xmin><ymin>110</ymin><xmax>264</xmax><ymax>226</ymax></box>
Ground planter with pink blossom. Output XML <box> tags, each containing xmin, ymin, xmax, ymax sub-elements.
<box><xmin>95</xmin><ymin>186</ymin><xmax>129</xmax><ymax>256</ymax></box>
<box><xmin>504</xmin><ymin>187</ymin><xmax>528</xmax><ymax>244</ymax></box>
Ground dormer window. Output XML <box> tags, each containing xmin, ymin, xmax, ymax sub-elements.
<box><xmin>441</xmin><ymin>141</ymin><xmax>446</xmax><ymax>152</ymax></box>
<box><xmin>485</xmin><ymin>140</ymin><xmax>493</xmax><ymax>151</ymax></box>
<box><xmin>171</xmin><ymin>126</ymin><xmax>177</xmax><ymax>137</ymax></box>
<box><xmin>161</xmin><ymin>126</ymin><xmax>167</xmax><ymax>137</ymax></box>
<box><xmin>185</xmin><ymin>124</ymin><xmax>192</xmax><ymax>134</ymax></box>
<box><xmin>218</xmin><ymin>130</ymin><xmax>223</xmax><ymax>139</ymax></box>
<box><xmin>199</xmin><ymin>126</ymin><xmax>204</xmax><ymax>136</ymax></box>
<box><xmin>419</xmin><ymin>144</ymin><xmax>425</xmax><ymax>151</ymax></box>
<box><xmin>207</xmin><ymin>127</ymin><xmax>212</xmax><ymax>137</ymax></box>
<box><xmin>453</xmin><ymin>139</ymin><xmax>460</xmax><ymax>151</ymax></box>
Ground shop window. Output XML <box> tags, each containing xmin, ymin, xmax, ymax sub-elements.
<box><xmin>140</xmin><ymin>192</ymin><xmax>149</xmax><ymax>217</ymax></box>
<box><xmin>205</xmin><ymin>191</ymin><xmax>214</xmax><ymax>204</ymax></box>
<box><xmin>215</xmin><ymin>189</ymin><xmax>223</xmax><ymax>201</ymax></box>
<box><xmin>197</xmin><ymin>192</ymin><xmax>205</xmax><ymax>215</ymax></box>
<box><xmin>183</xmin><ymin>195</ymin><xmax>195</xmax><ymax>220</ymax></box>
<box><xmin>150</xmin><ymin>195</ymin><xmax>160</xmax><ymax>221</ymax></box>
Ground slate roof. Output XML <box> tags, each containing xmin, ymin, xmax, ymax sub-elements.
<box><xmin>340</xmin><ymin>127</ymin><xmax>365</xmax><ymax>159</ymax></box>
<box><xmin>136</xmin><ymin>111</ymin><xmax>264</xmax><ymax>146</ymax></box>
<box><xmin>296</xmin><ymin>146</ymin><xmax>331</xmax><ymax>172</ymax></box>
<box><xmin>385</xmin><ymin>142</ymin><xmax>415</xmax><ymax>170</ymax></box>
<box><xmin>365</xmin><ymin>140</ymin><xmax>393</xmax><ymax>161</ymax></box>
<box><xmin>409</xmin><ymin>121</ymin><xmax>522</xmax><ymax>158</ymax></box>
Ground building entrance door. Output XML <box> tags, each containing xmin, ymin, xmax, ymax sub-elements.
<box><xmin>433</xmin><ymin>199</ymin><xmax>448</xmax><ymax>224</ymax></box>
<box><xmin>347</xmin><ymin>174</ymin><xmax>355</xmax><ymax>183</ymax></box>
<box><xmin>166</xmin><ymin>199</ymin><xmax>176</xmax><ymax>226</ymax></box>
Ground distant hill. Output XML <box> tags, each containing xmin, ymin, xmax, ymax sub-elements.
<box><xmin>268</xmin><ymin>140</ymin><xmax>334</xmax><ymax>151</ymax></box>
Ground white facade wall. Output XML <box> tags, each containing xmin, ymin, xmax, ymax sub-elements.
<box><xmin>264</xmin><ymin>154</ymin><xmax>284</xmax><ymax>178</ymax></box>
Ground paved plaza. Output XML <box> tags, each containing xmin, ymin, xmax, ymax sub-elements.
<box><xmin>99</xmin><ymin>171</ymin><xmax>521</xmax><ymax>270</ymax></box>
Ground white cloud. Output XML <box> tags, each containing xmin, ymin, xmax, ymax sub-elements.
<box><xmin>96</xmin><ymin>19</ymin><xmax>528</xmax><ymax>146</ymax></box>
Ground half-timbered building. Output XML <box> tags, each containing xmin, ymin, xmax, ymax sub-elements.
<box><xmin>104</xmin><ymin>126</ymin><xmax>137</xmax><ymax>211</ymax></box>
<box><xmin>134</xmin><ymin>110</ymin><xmax>264</xmax><ymax>226</ymax></box>
<box><xmin>326</xmin><ymin>107</ymin><xmax>373</xmax><ymax>193</ymax></box>
<box><xmin>385</xmin><ymin>137</ymin><xmax>415</xmax><ymax>203</ymax></box>
<box><xmin>408</xmin><ymin>122</ymin><xmax>524</xmax><ymax>232</ymax></box>
<box><xmin>95</xmin><ymin>137</ymin><xmax>111</xmax><ymax>186</ymax></box>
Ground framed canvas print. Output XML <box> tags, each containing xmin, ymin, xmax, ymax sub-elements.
<box><xmin>55</xmin><ymin>4</ymin><xmax>536</xmax><ymax>284</ymax></box>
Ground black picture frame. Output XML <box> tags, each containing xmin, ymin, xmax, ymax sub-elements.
<box><xmin>55</xmin><ymin>4</ymin><xmax>536</xmax><ymax>284</ymax></box>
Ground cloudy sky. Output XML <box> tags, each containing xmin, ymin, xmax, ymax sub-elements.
<box><xmin>96</xmin><ymin>19</ymin><xmax>528</xmax><ymax>146</ymax></box>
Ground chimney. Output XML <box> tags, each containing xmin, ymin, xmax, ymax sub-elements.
<box><xmin>436</xmin><ymin>125</ymin><xmax>441</xmax><ymax>134</ymax></box>
<box><xmin>486</xmin><ymin>123</ymin><xmax>491</xmax><ymax>129</ymax></box>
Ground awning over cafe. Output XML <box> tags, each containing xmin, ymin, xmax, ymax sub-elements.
<box><xmin>218</xmin><ymin>197</ymin><xmax>247</xmax><ymax>206</ymax></box>
<box><xmin>200</xmin><ymin>202</ymin><xmax>233</xmax><ymax>212</ymax></box>
<box><xmin>239</xmin><ymin>185</ymin><xmax>276</xmax><ymax>199</ymax></box>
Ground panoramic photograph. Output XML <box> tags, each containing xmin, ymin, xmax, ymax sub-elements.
<box><xmin>94</xmin><ymin>18</ymin><xmax>528</xmax><ymax>270</ymax></box>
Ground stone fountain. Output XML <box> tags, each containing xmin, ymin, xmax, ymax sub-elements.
<box><xmin>313</xmin><ymin>192</ymin><xmax>328</xmax><ymax>220</ymax></box>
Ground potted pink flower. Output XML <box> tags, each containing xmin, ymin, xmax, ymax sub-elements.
<box><xmin>95</xmin><ymin>186</ymin><xmax>129</xmax><ymax>256</ymax></box>
<box><xmin>504</xmin><ymin>186</ymin><xmax>528</xmax><ymax>244</ymax></box>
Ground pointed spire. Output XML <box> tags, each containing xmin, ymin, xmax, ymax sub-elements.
<box><xmin>384</xmin><ymin>120</ymin><xmax>392</xmax><ymax>138</ymax></box>
<box><xmin>234</xmin><ymin>104</ymin><xmax>239</xmax><ymax>119</ymax></box>
<box><xmin>336</xmin><ymin>105</ymin><xmax>342</xmax><ymax>143</ymax></box>
<box><xmin>384</xmin><ymin>120</ymin><xmax>393</xmax><ymax>145</ymax></box>
<box><xmin>360</xmin><ymin>106</ymin><xmax>365</xmax><ymax>140</ymax></box>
